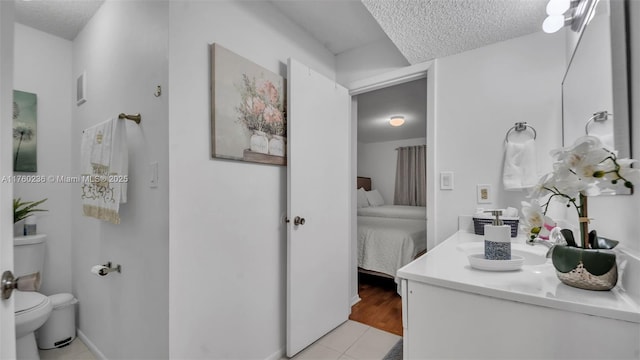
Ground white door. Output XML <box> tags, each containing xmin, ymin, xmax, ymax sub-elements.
<box><xmin>0</xmin><ymin>1</ymin><xmax>16</xmax><ymax>358</ymax></box>
<box><xmin>286</xmin><ymin>58</ymin><xmax>351</xmax><ymax>357</ymax></box>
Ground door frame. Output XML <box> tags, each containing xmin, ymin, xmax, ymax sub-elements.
<box><xmin>347</xmin><ymin>60</ymin><xmax>437</xmax><ymax>304</ymax></box>
<box><xmin>0</xmin><ymin>1</ymin><xmax>16</xmax><ymax>358</ymax></box>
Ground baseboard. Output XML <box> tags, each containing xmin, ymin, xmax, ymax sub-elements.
<box><xmin>351</xmin><ymin>295</ymin><xmax>361</xmax><ymax>307</ymax></box>
<box><xmin>265</xmin><ymin>347</ymin><xmax>284</xmax><ymax>360</ymax></box>
<box><xmin>78</xmin><ymin>329</ymin><xmax>284</xmax><ymax>360</ymax></box>
<box><xmin>77</xmin><ymin>330</ymin><xmax>107</xmax><ymax>360</ymax></box>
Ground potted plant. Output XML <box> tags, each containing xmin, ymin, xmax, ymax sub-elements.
<box><xmin>14</xmin><ymin>198</ymin><xmax>47</xmax><ymax>236</ymax></box>
<box><xmin>520</xmin><ymin>136</ymin><xmax>639</xmax><ymax>290</ymax></box>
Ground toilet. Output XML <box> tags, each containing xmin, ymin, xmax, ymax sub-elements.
<box><xmin>15</xmin><ymin>291</ymin><xmax>52</xmax><ymax>359</ymax></box>
<box><xmin>14</xmin><ymin>234</ymin><xmax>75</xmax><ymax>359</ymax></box>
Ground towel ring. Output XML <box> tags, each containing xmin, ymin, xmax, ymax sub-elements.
<box><xmin>585</xmin><ymin>111</ymin><xmax>611</xmax><ymax>134</ymax></box>
<box><xmin>505</xmin><ymin>122</ymin><xmax>536</xmax><ymax>143</ymax></box>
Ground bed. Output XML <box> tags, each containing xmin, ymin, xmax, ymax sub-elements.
<box><xmin>357</xmin><ymin>205</ymin><xmax>426</xmax><ymax>220</ymax></box>
<box><xmin>356</xmin><ymin>176</ymin><xmax>427</xmax><ymax>283</ymax></box>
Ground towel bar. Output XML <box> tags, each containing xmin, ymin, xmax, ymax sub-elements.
<box><xmin>118</xmin><ymin>113</ymin><xmax>141</xmax><ymax>124</ymax></box>
<box><xmin>505</xmin><ymin>122</ymin><xmax>536</xmax><ymax>143</ymax></box>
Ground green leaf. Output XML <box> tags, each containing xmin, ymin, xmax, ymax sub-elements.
<box><xmin>13</xmin><ymin>198</ymin><xmax>48</xmax><ymax>223</ymax></box>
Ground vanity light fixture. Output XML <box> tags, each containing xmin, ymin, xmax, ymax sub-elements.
<box><xmin>542</xmin><ymin>15</ymin><xmax>569</xmax><ymax>33</ymax></box>
<box><xmin>389</xmin><ymin>116</ymin><xmax>405</xmax><ymax>127</ymax></box>
<box><xmin>542</xmin><ymin>0</ymin><xmax>593</xmax><ymax>34</ymax></box>
<box><xmin>546</xmin><ymin>0</ymin><xmax>571</xmax><ymax>15</ymax></box>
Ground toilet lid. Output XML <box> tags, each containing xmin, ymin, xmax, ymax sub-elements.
<box><xmin>49</xmin><ymin>293</ymin><xmax>77</xmax><ymax>309</ymax></box>
<box><xmin>14</xmin><ymin>291</ymin><xmax>48</xmax><ymax>314</ymax></box>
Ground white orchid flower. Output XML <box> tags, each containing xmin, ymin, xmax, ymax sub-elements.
<box><xmin>520</xmin><ymin>200</ymin><xmax>545</xmax><ymax>239</ymax></box>
<box><xmin>527</xmin><ymin>173</ymin><xmax>553</xmax><ymax>199</ymax></box>
<box><xmin>523</xmin><ymin>135</ymin><xmax>637</xmax><ymax>248</ymax></box>
<box><xmin>550</xmin><ymin>136</ymin><xmax>602</xmax><ymax>162</ymax></box>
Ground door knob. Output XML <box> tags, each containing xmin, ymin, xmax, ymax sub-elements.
<box><xmin>2</xmin><ymin>271</ymin><xmax>41</xmax><ymax>300</ymax></box>
<box><xmin>293</xmin><ymin>216</ymin><xmax>306</xmax><ymax>226</ymax></box>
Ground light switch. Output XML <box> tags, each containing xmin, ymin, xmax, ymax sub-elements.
<box><xmin>440</xmin><ymin>172</ymin><xmax>454</xmax><ymax>190</ymax></box>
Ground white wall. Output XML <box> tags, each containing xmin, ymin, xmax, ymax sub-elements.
<box><xmin>357</xmin><ymin>138</ymin><xmax>426</xmax><ymax>204</ymax></box>
<box><xmin>433</xmin><ymin>30</ymin><xmax>566</xmax><ymax>242</ymax></box>
<box><xmin>168</xmin><ymin>1</ymin><xmax>335</xmax><ymax>359</ymax></box>
<box><xmin>13</xmin><ymin>24</ymin><xmax>73</xmax><ymax>296</ymax></box>
<box><xmin>71</xmin><ymin>1</ymin><xmax>169</xmax><ymax>358</ymax></box>
<box><xmin>336</xmin><ymin>39</ymin><xmax>409</xmax><ymax>85</ymax></box>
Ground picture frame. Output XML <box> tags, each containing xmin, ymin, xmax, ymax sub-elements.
<box><xmin>77</xmin><ymin>71</ymin><xmax>86</xmax><ymax>106</ymax></box>
<box><xmin>210</xmin><ymin>43</ymin><xmax>287</xmax><ymax>166</ymax></box>
<box><xmin>13</xmin><ymin>90</ymin><xmax>38</xmax><ymax>172</ymax></box>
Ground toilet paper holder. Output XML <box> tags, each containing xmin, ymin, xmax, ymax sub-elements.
<box><xmin>96</xmin><ymin>262</ymin><xmax>121</xmax><ymax>276</ymax></box>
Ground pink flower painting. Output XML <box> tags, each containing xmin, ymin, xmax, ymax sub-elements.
<box><xmin>236</xmin><ymin>74</ymin><xmax>286</xmax><ymax>137</ymax></box>
<box><xmin>211</xmin><ymin>43</ymin><xmax>287</xmax><ymax>165</ymax></box>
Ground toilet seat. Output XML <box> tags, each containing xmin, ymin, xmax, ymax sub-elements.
<box><xmin>15</xmin><ymin>291</ymin><xmax>52</xmax><ymax>339</ymax></box>
<box><xmin>15</xmin><ymin>291</ymin><xmax>50</xmax><ymax>314</ymax></box>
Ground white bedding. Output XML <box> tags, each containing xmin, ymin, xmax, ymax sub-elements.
<box><xmin>357</xmin><ymin>216</ymin><xmax>427</xmax><ymax>283</ymax></box>
<box><xmin>357</xmin><ymin>205</ymin><xmax>426</xmax><ymax>220</ymax></box>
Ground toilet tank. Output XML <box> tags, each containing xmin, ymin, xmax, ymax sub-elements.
<box><xmin>14</xmin><ymin>234</ymin><xmax>46</xmax><ymax>279</ymax></box>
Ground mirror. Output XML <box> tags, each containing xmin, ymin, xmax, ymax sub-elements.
<box><xmin>562</xmin><ymin>0</ymin><xmax>631</xmax><ymax>195</ymax></box>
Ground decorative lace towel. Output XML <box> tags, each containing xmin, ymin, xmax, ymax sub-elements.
<box><xmin>80</xmin><ymin>117</ymin><xmax>128</xmax><ymax>224</ymax></box>
<box><xmin>503</xmin><ymin>139</ymin><xmax>537</xmax><ymax>190</ymax></box>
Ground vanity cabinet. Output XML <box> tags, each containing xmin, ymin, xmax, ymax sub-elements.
<box><xmin>398</xmin><ymin>231</ymin><xmax>640</xmax><ymax>359</ymax></box>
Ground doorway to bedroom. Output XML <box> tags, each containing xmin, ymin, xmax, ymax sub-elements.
<box><xmin>350</xmin><ymin>77</ymin><xmax>428</xmax><ymax>336</ymax></box>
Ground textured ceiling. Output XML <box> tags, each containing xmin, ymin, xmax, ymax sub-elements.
<box><xmin>362</xmin><ymin>0</ymin><xmax>549</xmax><ymax>64</ymax></box>
<box><xmin>357</xmin><ymin>78</ymin><xmax>427</xmax><ymax>143</ymax></box>
<box><xmin>270</xmin><ymin>0</ymin><xmax>389</xmax><ymax>55</ymax></box>
<box><xmin>15</xmin><ymin>0</ymin><xmax>104</xmax><ymax>41</ymax></box>
<box><xmin>271</xmin><ymin>0</ymin><xmax>550</xmax><ymax>143</ymax></box>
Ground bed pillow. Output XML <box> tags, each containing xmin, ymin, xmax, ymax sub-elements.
<box><xmin>357</xmin><ymin>188</ymin><xmax>369</xmax><ymax>208</ymax></box>
<box><xmin>365</xmin><ymin>189</ymin><xmax>384</xmax><ymax>207</ymax></box>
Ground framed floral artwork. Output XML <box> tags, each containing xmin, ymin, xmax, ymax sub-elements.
<box><xmin>13</xmin><ymin>90</ymin><xmax>38</xmax><ymax>172</ymax></box>
<box><xmin>210</xmin><ymin>43</ymin><xmax>286</xmax><ymax>166</ymax></box>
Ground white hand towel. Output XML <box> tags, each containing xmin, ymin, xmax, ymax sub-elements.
<box><xmin>503</xmin><ymin>139</ymin><xmax>537</xmax><ymax>191</ymax></box>
<box><xmin>595</xmin><ymin>133</ymin><xmax>614</xmax><ymax>151</ymax></box>
<box><xmin>80</xmin><ymin>117</ymin><xmax>128</xmax><ymax>224</ymax></box>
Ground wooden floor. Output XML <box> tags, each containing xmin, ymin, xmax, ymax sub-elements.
<box><xmin>349</xmin><ymin>273</ymin><xmax>403</xmax><ymax>336</ymax></box>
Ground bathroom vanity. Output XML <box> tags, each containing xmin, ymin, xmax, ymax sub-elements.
<box><xmin>397</xmin><ymin>230</ymin><xmax>640</xmax><ymax>359</ymax></box>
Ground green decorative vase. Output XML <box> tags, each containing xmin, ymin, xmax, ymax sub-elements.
<box><xmin>551</xmin><ymin>245</ymin><xmax>618</xmax><ymax>291</ymax></box>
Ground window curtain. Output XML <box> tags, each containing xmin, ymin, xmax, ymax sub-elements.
<box><xmin>394</xmin><ymin>145</ymin><xmax>426</xmax><ymax>206</ymax></box>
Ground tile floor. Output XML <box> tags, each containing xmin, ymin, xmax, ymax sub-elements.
<box><xmin>39</xmin><ymin>337</ymin><xmax>96</xmax><ymax>360</ymax></box>
<box><xmin>36</xmin><ymin>320</ymin><xmax>398</xmax><ymax>360</ymax></box>
<box><xmin>288</xmin><ymin>320</ymin><xmax>401</xmax><ymax>360</ymax></box>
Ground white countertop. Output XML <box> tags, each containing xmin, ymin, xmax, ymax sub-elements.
<box><xmin>397</xmin><ymin>230</ymin><xmax>640</xmax><ymax>323</ymax></box>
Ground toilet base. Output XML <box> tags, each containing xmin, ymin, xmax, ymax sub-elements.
<box><xmin>17</xmin><ymin>331</ymin><xmax>40</xmax><ymax>360</ymax></box>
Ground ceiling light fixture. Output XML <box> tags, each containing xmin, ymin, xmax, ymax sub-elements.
<box><xmin>542</xmin><ymin>0</ymin><xmax>593</xmax><ymax>34</ymax></box>
<box><xmin>389</xmin><ymin>116</ymin><xmax>405</xmax><ymax>127</ymax></box>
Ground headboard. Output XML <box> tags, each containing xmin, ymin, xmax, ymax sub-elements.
<box><xmin>357</xmin><ymin>176</ymin><xmax>372</xmax><ymax>191</ymax></box>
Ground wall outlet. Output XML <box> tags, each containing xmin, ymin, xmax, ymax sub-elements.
<box><xmin>477</xmin><ymin>184</ymin><xmax>492</xmax><ymax>203</ymax></box>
